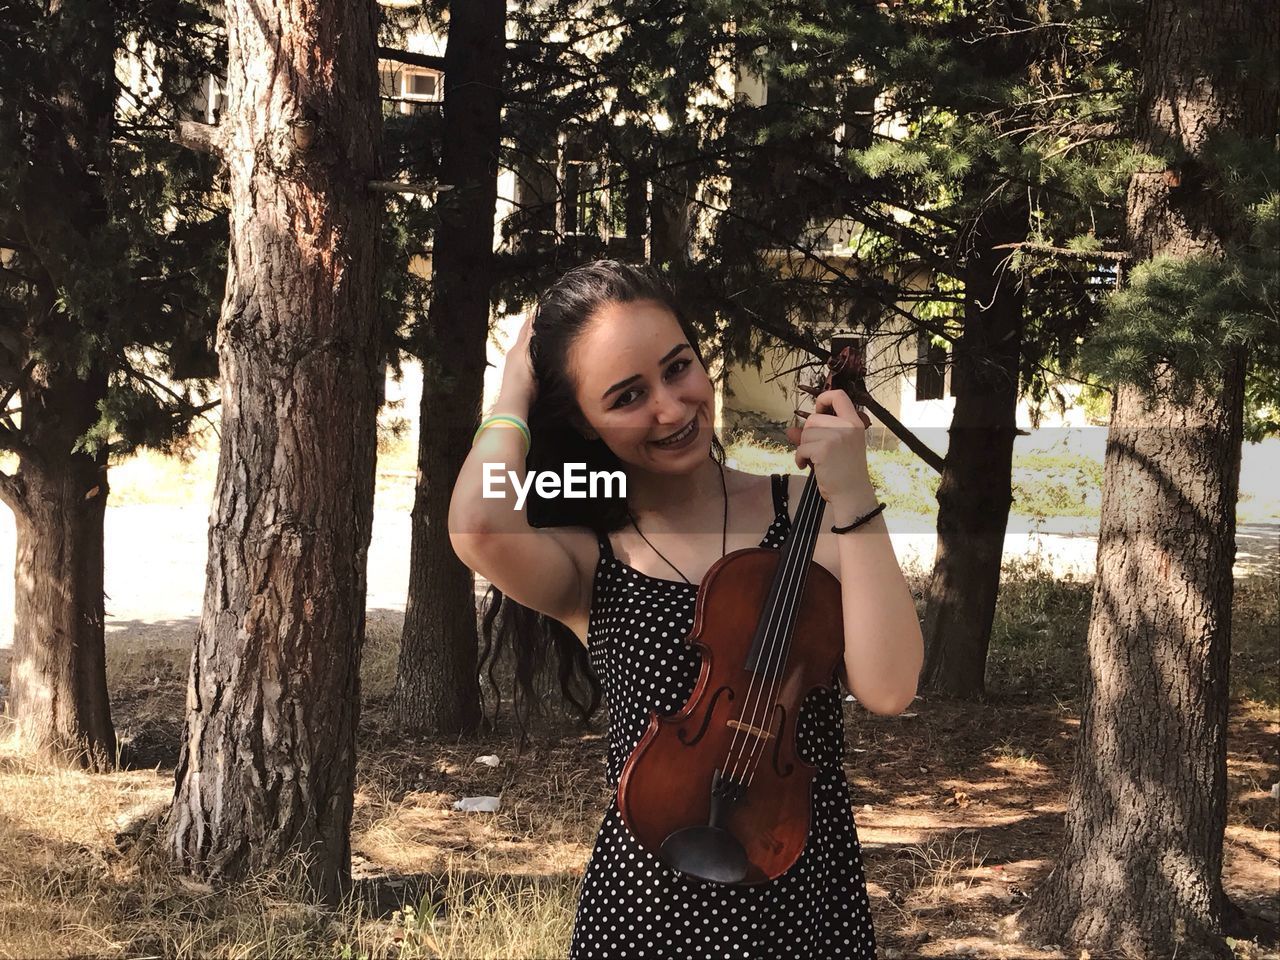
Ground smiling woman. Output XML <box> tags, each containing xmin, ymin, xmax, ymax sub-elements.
<box><xmin>447</xmin><ymin>260</ymin><xmax>884</xmax><ymax>959</ymax></box>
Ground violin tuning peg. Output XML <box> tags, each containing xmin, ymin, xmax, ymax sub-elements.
<box><xmin>796</xmin><ymin>382</ymin><xmax>822</xmax><ymax>398</ymax></box>
<box><xmin>793</xmin><ymin>408</ymin><xmax>810</xmax><ymax>420</ymax></box>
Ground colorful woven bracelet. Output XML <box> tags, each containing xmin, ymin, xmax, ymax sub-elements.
<box><xmin>473</xmin><ymin>414</ymin><xmax>531</xmax><ymax>452</ymax></box>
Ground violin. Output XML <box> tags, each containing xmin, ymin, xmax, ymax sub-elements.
<box><xmin>615</xmin><ymin>346</ymin><xmax>868</xmax><ymax>886</ymax></box>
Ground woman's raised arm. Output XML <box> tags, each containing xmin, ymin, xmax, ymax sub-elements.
<box><xmin>447</xmin><ymin>318</ymin><xmax>594</xmax><ymax>628</ymax></box>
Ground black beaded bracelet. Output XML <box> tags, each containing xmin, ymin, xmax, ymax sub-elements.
<box><xmin>830</xmin><ymin>501</ymin><xmax>886</xmax><ymax>534</ymax></box>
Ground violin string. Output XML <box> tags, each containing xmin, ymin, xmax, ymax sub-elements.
<box><xmin>723</xmin><ymin>470</ymin><xmax>824</xmax><ymax>788</ymax></box>
<box><xmin>719</xmin><ymin>475</ymin><xmax>811</xmax><ymax>787</ymax></box>
<box><xmin>721</xmin><ymin>473</ymin><xmax>816</xmax><ymax>784</ymax></box>
<box><xmin>740</xmin><ymin>479</ymin><xmax>825</xmax><ymax>789</ymax></box>
<box><xmin>736</xmin><ymin>475</ymin><xmax>826</xmax><ymax>789</ymax></box>
<box><xmin>723</xmin><ymin>474</ymin><xmax>818</xmax><ymax>787</ymax></box>
<box><xmin>727</xmin><ymin>478</ymin><xmax>824</xmax><ymax>793</ymax></box>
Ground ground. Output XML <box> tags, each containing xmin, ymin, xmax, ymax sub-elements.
<box><xmin>0</xmin><ymin>560</ymin><xmax>1275</xmax><ymax>959</ymax></box>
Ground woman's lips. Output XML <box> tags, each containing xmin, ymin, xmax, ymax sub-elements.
<box><xmin>651</xmin><ymin>416</ymin><xmax>699</xmax><ymax>450</ymax></box>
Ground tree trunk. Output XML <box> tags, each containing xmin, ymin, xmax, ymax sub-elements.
<box><xmin>1</xmin><ymin>0</ymin><xmax>117</xmax><ymax>771</ymax></box>
<box><xmin>167</xmin><ymin>0</ymin><xmax>382</xmax><ymax>905</ymax></box>
<box><xmin>393</xmin><ymin>0</ymin><xmax>503</xmax><ymax>736</ymax></box>
<box><xmin>3</xmin><ymin>368</ymin><xmax>114</xmax><ymax>771</ymax></box>
<box><xmin>650</xmin><ymin>170</ymin><xmax>695</xmax><ymax>266</ymax></box>
<box><xmin>918</xmin><ymin>198</ymin><xmax>1025</xmax><ymax>698</ymax></box>
<box><xmin>1017</xmin><ymin>1</ymin><xmax>1275</xmax><ymax>955</ymax></box>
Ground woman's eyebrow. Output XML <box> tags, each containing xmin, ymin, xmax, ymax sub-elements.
<box><xmin>600</xmin><ymin>343</ymin><xmax>691</xmax><ymax>401</ymax></box>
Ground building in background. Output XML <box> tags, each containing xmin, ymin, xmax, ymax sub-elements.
<box><xmin>378</xmin><ymin>16</ymin><xmax>1093</xmax><ymax>456</ymax></box>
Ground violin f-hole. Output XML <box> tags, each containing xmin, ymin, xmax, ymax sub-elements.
<box><xmin>678</xmin><ymin>685</ymin><xmax>733</xmax><ymax>746</ymax></box>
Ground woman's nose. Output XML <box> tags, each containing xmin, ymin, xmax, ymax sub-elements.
<box><xmin>651</xmin><ymin>385</ymin><xmax>687</xmax><ymax>423</ymax></box>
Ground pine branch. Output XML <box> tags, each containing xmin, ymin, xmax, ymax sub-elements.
<box><xmin>0</xmin><ymin>469</ymin><xmax>23</xmax><ymax>510</ymax></box>
<box><xmin>369</xmin><ymin>180</ymin><xmax>452</xmax><ymax>196</ymax></box>
<box><xmin>703</xmin><ymin>279</ymin><xmax>947</xmax><ymax>475</ymax></box>
<box><xmin>0</xmin><ymin>359</ymin><xmax>35</xmax><ymax>414</ymax></box>
<box><xmin>992</xmin><ymin>241</ymin><xmax>1130</xmax><ymax>263</ymax></box>
<box><xmin>0</xmin><ymin>422</ymin><xmax>37</xmax><ymax>465</ymax></box>
<box><xmin>172</xmin><ymin>120</ymin><xmax>225</xmax><ymax>157</ymax></box>
<box><xmin>377</xmin><ymin>47</ymin><xmax>445</xmax><ymax>71</ymax></box>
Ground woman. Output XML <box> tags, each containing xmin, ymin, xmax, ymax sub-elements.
<box><xmin>449</xmin><ymin>260</ymin><xmax>923</xmax><ymax>959</ymax></box>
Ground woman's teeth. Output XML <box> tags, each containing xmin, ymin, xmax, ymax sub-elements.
<box><xmin>655</xmin><ymin>419</ymin><xmax>695</xmax><ymax>446</ymax></box>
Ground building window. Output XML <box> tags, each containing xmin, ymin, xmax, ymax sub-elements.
<box><xmin>399</xmin><ymin>68</ymin><xmax>442</xmax><ymax>114</ymax></box>
<box><xmin>562</xmin><ymin>132</ymin><xmax>607</xmax><ymax>238</ymax></box>
<box><xmin>834</xmin><ymin>82</ymin><xmax>877</xmax><ymax>155</ymax></box>
<box><xmin>916</xmin><ymin>331</ymin><xmax>947</xmax><ymax>401</ymax></box>
<box><xmin>408</xmin><ymin>72</ymin><xmax>437</xmax><ymax>99</ymax></box>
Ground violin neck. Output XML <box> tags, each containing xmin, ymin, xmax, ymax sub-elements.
<box><xmin>781</xmin><ymin>469</ymin><xmax>826</xmax><ymax>569</ymax></box>
<box><xmin>743</xmin><ymin>469</ymin><xmax>826</xmax><ymax>675</ymax></box>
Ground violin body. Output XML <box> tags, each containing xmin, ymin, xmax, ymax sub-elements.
<box><xmin>616</xmin><ymin>545</ymin><xmax>845</xmax><ymax>885</ymax></box>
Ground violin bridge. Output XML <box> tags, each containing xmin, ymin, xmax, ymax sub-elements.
<box><xmin>726</xmin><ymin>718</ymin><xmax>773</xmax><ymax>741</ymax></box>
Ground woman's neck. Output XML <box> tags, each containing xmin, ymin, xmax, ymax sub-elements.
<box><xmin>625</xmin><ymin>456</ymin><xmax>725</xmax><ymax>528</ymax></box>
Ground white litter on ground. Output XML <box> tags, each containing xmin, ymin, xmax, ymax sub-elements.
<box><xmin>453</xmin><ymin>795</ymin><xmax>501</xmax><ymax>813</ymax></box>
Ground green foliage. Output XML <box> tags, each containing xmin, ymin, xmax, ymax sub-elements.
<box><xmin>1078</xmin><ymin>133</ymin><xmax>1280</xmax><ymax>413</ymax></box>
<box><xmin>453</xmin><ymin>0</ymin><xmax>1269</xmax><ymax>440</ymax></box>
<box><xmin>0</xmin><ymin>0</ymin><xmax>226</xmax><ymax>461</ymax></box>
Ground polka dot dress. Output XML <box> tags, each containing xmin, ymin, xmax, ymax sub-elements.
<box><xmin>569</xmin><ymin>474</ymin><xmax>877</xmax><ymax>959</ymax></box>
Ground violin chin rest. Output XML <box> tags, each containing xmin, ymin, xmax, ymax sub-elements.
<box><xmin>660</xmin><ymin>825</ymin><xmax>749</xmax><ymax>885</ymax></box>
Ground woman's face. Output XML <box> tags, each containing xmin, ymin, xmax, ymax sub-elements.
<box><xmin>566</xmin><ymin>298</ymin><xmax>715</xmax><ymax>474</ymax></box>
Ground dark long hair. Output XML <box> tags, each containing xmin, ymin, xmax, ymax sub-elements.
<box><xmin>477</xmin><ymin>259</ymin><xmax>726</xmax><ymax>750</ymax></box>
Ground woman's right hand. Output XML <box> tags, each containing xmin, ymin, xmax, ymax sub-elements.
<box><xmin>499</xmin><ymin>314</ymin><xmax>537</xmax><ymax>405</ymax></box>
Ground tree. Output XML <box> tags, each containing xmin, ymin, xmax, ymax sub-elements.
<box><xmin>393</xmin><ymin>0</ymin><xmax>504</xmax><ymax>736</ymax></box>
<box><xmin>0</xmin><ymin>0</ymin><xmax>223</xmax><ymax>769</ymax></box>
<box><xmin>167</xmin><ymin>0</ymin><xmax>383</xmax><ymax>903</ymax></box>
<box><xmin>1017</xmin><ymin>0</ymin><xmax>1278</xmax><ymax>955</ymax></box>
<box><xmin>682</xmin><ymin>1</ymin><xmax>1132</xmax><ymax>699</ymax></box>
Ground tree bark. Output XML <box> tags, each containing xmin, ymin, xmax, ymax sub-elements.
<box><xmin>1017</xmin><ymin>1</ymin><xmax>1276</xmax><ymax>955</ymax></box>
<box><xmin>3</xmin><ymin>367</ymin><xmax>114</xmax><ymax>771</ymax></box>
<box><xmin>167</xmin><ymin>0</ymin><xmax>382</xmax><ymax>905</ymax></box>
<box><xmin>393</xmin><ymin>0</ymin><xmax>503</xmax><ymax>735</ymax></box>
<box><xmin>918</xmin><ymin>198</ymin><xmax>1025</xmax><ymax>698</ymax></box>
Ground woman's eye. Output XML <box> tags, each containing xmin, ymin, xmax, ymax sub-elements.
<box><xmin>611</xmin><ymin>359</ymin><xmax>690</xmax><ymax>409</ymax></box>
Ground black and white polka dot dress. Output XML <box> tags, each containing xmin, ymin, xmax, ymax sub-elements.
<box><xmin>569</xmin><ymin>473</ymin><xmax>877</xmax><ymax>959</ymax></box>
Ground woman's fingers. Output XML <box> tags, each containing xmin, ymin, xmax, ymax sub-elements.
<box><xmin>813</xmin><ymin>389</ymin><xmax>864</xmax><ymax>422</ymax></box>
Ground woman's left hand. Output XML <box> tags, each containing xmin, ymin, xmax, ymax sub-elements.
<box><xmin>784</xmin><ymin>389</ymin><xmax>878</xmax><ymax>522</ymax></box>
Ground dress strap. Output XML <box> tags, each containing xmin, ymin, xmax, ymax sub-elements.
<box><xmin>596</xmin><ymin>528</ymin><xmax>615</xmax><ymax>562</ymax></box>
<box><xmin>771</xmin><ymin>473</ymin><xmax>790</xmax><ymax>519</ymax></box>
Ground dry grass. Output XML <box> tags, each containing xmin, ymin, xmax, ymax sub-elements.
<box><xmin>0</xmin><ymin>719</ymin><xmax>591</xmax><ymax>959</ymax></box>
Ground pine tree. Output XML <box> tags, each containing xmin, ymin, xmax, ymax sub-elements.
<box><xmin>528</xmin><ymin>0</ymin><xmax>1134</xmax><ymax>700</ymax></box>
<box><xmin>393</xmin><ymin>0</ymin><xmax>503</xmax><ymax>736</ymax></box>
<box><xmin>1017</xmin><ymin>0</ymin><xmax>1278</xmax><ymax>953</ymax></box>
<box><xmin>0</xmin><ymin>0</ymin><xmax>224</xmax><ymax>769</ymax></box>
<box><xmin>166</xmin><ymin>0</ymin><xmax>383</xmax><ymax>903</ymax></box>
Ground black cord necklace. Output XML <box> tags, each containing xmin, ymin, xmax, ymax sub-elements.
<box><xmin>627</xmin><ymin>460</ymin><xmax>728</xmax><ymax>585</ymax></box>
